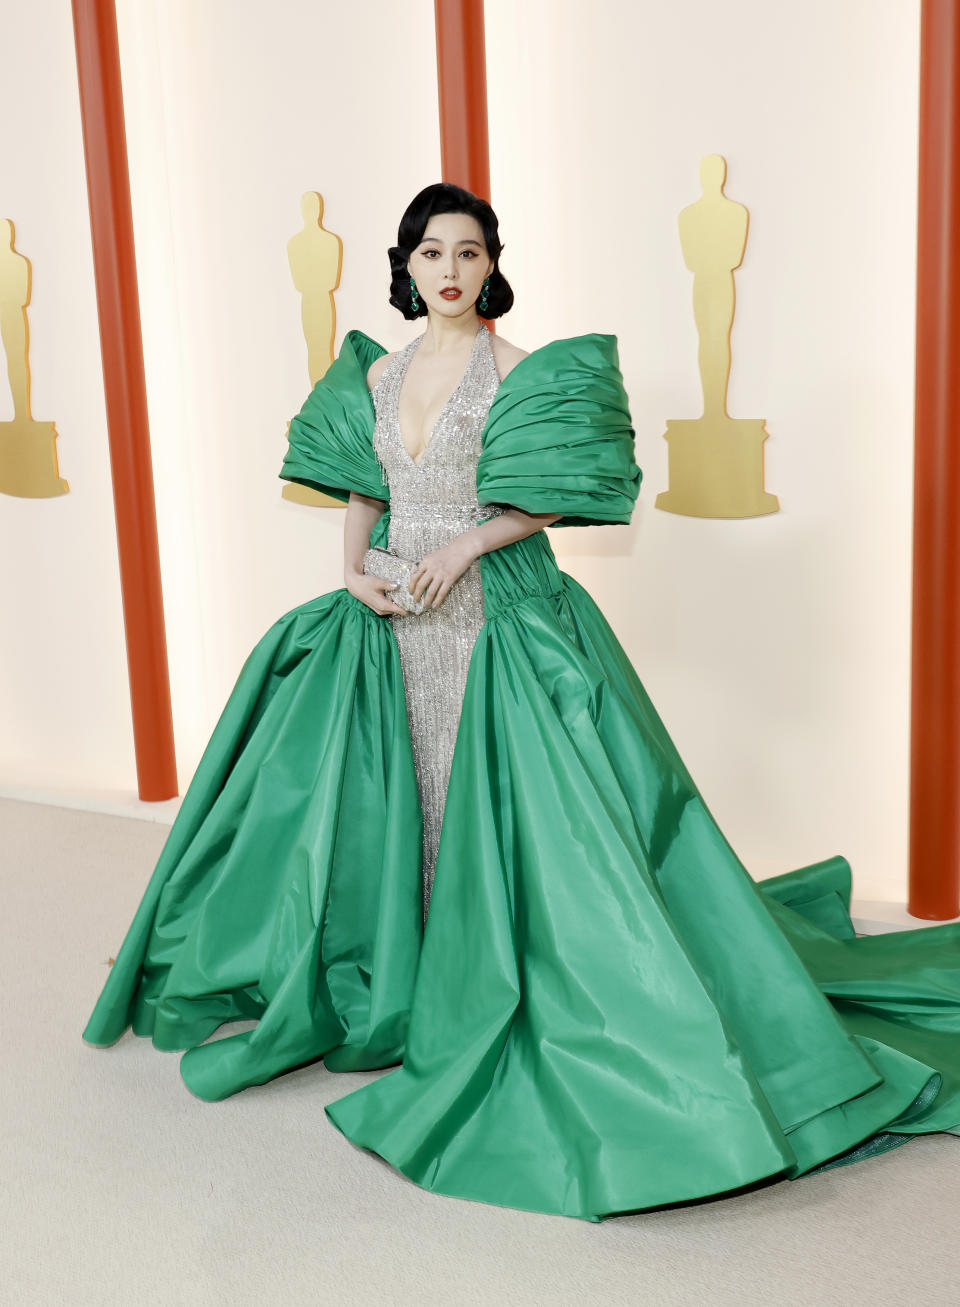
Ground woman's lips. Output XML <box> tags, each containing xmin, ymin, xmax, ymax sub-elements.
<box><xmin>439</xmin><ymin>288</ymin><xmax>462</xmax><ymax>299</ymax></box>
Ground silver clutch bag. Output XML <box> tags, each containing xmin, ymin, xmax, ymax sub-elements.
<box><xmin>362</xmin><ymin>546</ymin><xmax>428</xmax><ymax>615</ymax></box>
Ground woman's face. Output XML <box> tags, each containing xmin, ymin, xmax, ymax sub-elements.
<box><xmin>407</xmin><ymin>211</ymin><xmax>495</xmax><ymax>319</ymax></box>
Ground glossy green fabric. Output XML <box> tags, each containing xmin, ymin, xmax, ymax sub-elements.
<box><xmin>281</xmin><ymin>330</ymin><xmax>390</xmax><ymax>504</ymax></box>
<box><xmin>281</xmin><ymin>329</ymin><xmax>643</xmax><ymax>525</ymax></box>
<box><xmin>476</xmin><ymin>332</ymin><xmax>641</xmax><ymax>525</ymax></box>
<box><xmin>85</xmin><ymin>329</ymin><xmax>960</xmax><ymax>1222</ymax></box>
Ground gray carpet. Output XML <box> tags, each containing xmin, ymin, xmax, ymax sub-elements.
<box><xmin>2</xmin><ymin>796</ymin><xmax>957</xmax><ymax>1306</ymax></box>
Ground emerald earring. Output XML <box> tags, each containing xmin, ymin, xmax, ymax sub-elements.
<box><xmin>409</xmin><ymin>277</ymin><xmax>419</xmax><ymax>312</ymax></box>
<box><xmin>478</xmin><ymin>276</ymin><xmax>490</xmax><ymax>313</ymax></box>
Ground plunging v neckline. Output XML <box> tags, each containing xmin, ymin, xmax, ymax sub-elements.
<box><xmin>395</xmin><ymin>323</ymin><xmax>485</xmax><ymax>470</ymax></box>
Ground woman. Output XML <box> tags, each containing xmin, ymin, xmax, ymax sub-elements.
<box><xmin>84</xmin><ymin>183</ymin><xmax>960</xmax><ymax>1222</ymax></box>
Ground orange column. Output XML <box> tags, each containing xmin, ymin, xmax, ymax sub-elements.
<box><xmin>72</xmin><ymin>0</ymin><xmax>178</xmax><ymax>801</ymax></box>
<box><xmin>908</xmin><ymin>0</ymin><xmax>960</xmax><ymax>919</ymax></box>
<box><xmin>434</xmin><ymin>0</ymin><xmax>495</xmax><ymax>331</ymax></box>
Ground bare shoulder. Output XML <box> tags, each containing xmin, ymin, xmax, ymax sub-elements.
<box><xmin>489</xmin><ymin>332</ymin><xmax>530</xmax><ymax>382</ymax></box>
<box><xmin>365</xmin><ymin>351</ymin><xmax>399</xmax><ymax>392</ymax></box>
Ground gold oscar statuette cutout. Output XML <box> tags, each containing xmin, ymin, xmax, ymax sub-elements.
<box><xmin>282</xmin><ymin>192</ymin><xmax>344</xmax><ymax>508</ymax></box>
<box><xmin>0</xmin><ymin>219</ymin><xmax>68</xmax><ymax>498</ymax></box>
<box><xmin>656</xmin><ymin>155</ymin><xmax>778</xmax><ymax>518</ymax></box>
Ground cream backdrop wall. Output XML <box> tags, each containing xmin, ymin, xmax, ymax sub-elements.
<box><xmin>0</xmin><ymin>0</ymin><xmax>919</xmax><ymax>902</ymax></box>
<box><xmin>0</xmin><ymin>1</ymin><xmax>132</xmax><ymax>796</ymax></box>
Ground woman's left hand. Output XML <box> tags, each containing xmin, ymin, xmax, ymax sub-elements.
<box><xmin>409</xmin><ymin>536</ymin><xmax>478</xmax><ymax>609</ymax></box>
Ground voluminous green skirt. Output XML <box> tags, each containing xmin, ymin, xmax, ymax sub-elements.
<box><xmin>84</xmin><ymin>530</ymin><xmax>960</xmax><ymax>1221</ymax></box>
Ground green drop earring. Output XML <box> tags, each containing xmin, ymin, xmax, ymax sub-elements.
<box><xmin>478</xmin><ymin>276</ymin><xmax>490</xmax><ymax>313</ymax></box>
<box><xmin>409</xmin><ymin>277</ymin><xmax>419</xmax><ymax>312</ymax></box>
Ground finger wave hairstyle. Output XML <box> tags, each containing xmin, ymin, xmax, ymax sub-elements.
<box><xmin>388</xmin><ymin>182</ymin><xmax>514</xmax><ymax>321</ymax></box>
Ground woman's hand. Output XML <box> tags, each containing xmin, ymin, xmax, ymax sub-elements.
<box><xmin>409</xmin><ymin>535</ymin><xmax>478</xmax><ymax>609</ymax></box>
<box><xmin>346</xmin><ymin>569</ymin><xmax>409</xmax><ymax>616</ymax></box>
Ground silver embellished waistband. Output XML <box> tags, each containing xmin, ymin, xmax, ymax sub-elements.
<box><xmin>390</xmin><ymin>501</ymin><xmax>505</xmax><ymax>521</ymax></box>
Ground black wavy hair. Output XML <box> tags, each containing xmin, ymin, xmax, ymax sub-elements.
<box><xmin>388</xmin><ymin>182</ymin><xmax>514</xmax><ymax>321</ymax></box>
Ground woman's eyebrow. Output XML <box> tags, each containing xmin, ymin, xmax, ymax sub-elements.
<box><xmin>418</xmin><ymin>237</ymin><xmax>483</xmax><ymax>247</ymax></box>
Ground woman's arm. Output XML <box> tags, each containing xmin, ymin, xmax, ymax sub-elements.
<box><xmin>343</xmin><ymin>491</ymin><xmax>407</xmax><ymax>615</ymax></box>
<box><xmin>465</xmin><ymin>506</ymin><xmax>563</xmax><ymax>560</ymax></box>
<box><xmin>408</xmin><ymin>506</ymin><xmax>562</xmax><ymax>610</ymax></box>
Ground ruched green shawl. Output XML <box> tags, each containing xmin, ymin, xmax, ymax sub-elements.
<box><xmin>279</xmin><ymin>328</ymin><xmax>642</xmax><ymax>526</ymax></box>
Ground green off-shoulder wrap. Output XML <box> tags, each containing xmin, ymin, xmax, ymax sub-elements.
<box><xmin>279</xmin><ymin>328</ymin><xmax>642</xmax><ymax>524</ymax></box>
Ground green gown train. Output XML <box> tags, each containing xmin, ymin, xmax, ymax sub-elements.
<box><xmin>83</xmin><ymin>326</ymin><xmax>960</xmax><ymax>1222</ymax></box>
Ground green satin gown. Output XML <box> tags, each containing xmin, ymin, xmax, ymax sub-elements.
<box><xmin>83</xmin><ymin>326</ymin><xmax>960</xmax><ymax>1222</ymax></box>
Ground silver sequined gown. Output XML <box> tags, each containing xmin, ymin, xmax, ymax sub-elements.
<box><xmin>370</xmin><ymin>322</ymin><xmax>504</xmax><ymax>922</ymax></box>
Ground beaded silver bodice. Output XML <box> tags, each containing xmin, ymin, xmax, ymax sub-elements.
<box><xmin>371</xmin><ymin>322</ymin><xmax>504</xmax><ymax>922</ymax></box>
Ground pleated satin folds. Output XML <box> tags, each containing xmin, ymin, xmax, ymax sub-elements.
<box><xmin>83</xmin><ymin>590</ymin><xmax>424</xmax><ymax>1097</ymax></box>
<box><xmin>323</xmin><ymin>538</ymin><xmax>960</xmax><ymax>1219</ymax></box>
